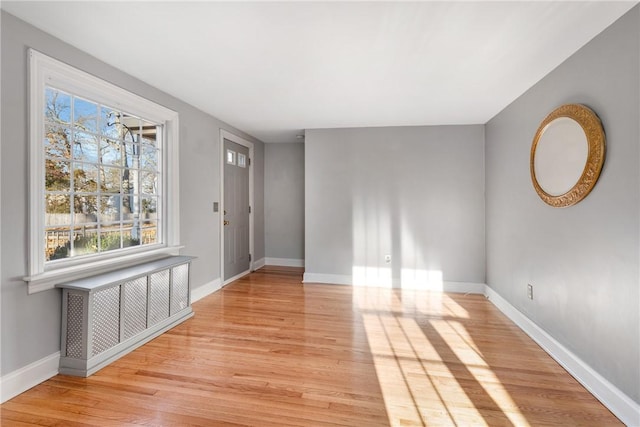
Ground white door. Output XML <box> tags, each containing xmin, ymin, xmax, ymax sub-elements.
<box><xmin>223</xmin><ymin>139</ymin><xmax>250</xmax><ymax>281</ymax></box>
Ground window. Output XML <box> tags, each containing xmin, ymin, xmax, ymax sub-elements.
<box><xmin>237</xmin><ymin>153</ymin><xmax>247</xmax><ymax>168</ymax></box>
<box><xmin>27</xmin><ymin>50</ymin><xmax>180</xmax><ymax>293</ymax></box>
<box><xmin>44</xmin><ymin>88</ymin><xmax>161</xmax><ymax>260</ymax></box>
<box><xmin>226</xmin><ymin>149</ymin><xmax>236</xmax><ymax>165</ymax></box>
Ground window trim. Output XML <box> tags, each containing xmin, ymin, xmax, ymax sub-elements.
<box><xmin>25</xmin><ymin>49</ymin><xmax>181</xmax><ymax>294</ymax></box>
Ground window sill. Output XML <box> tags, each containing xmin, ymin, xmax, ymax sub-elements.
<box><xmin>24</xmin><ymin>245</ymin><xmax>184</xmax><ymax>294</ymax></box>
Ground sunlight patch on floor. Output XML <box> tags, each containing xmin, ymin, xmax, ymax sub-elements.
<box><xmin>430</xmin><ymin>319</ymin><xmax>530</xmax><ymax>426</ymax></box>
<box><xmin>356</xmin><ymin>287</ymin><xmax>530</xmax><ymax>426</ymax></box>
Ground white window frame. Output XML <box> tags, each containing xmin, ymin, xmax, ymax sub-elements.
<box><xmin>25</xmin><ymin>49</ymin><xmax>181</xmax><ymax>294</ymax></box>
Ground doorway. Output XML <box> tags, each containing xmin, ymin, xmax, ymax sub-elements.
<box><xmin>220</xmin><ymin>130</ymin><xmax>254</xmax><ymax>284</ymax></box>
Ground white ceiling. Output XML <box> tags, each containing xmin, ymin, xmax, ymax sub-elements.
<box><xmin>2</xmin><ymin>1</ymin><xmax>636</xmax><ymax>143</ymax></box>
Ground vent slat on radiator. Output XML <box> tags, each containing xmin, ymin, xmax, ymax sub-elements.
<box><xmin>66</xmin><ymin>293</ymin><xmax>84</xmax><ymax>358</ymax></box>
<box><xmin>149</xmin><ymin>269</ymin><xmax>170</xmax><ymax>327</ymax></box>
<box><xmin>171</xmin><ymin>264</ymin><xmax>189</xmax><ymax>314</ymax></box>
<box><xmin>123</xmin><ymin>277</ymin><xmax>148</xmax><ymax>340</ymax></box>
<box><xmin>92</xmin><ymin>286</ymin><xmax>121</xmax><ymax>356</ymax></box>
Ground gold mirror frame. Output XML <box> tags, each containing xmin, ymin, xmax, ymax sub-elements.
<box><xmin>530</xmin><ymin>104</ymin><xmax>605</xmax><ymax>208</ymax></box>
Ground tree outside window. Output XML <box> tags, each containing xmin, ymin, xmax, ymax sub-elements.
<box><xmin>44</xmin><ymin>87</ymin><xmax>161</xmax><ymax>262</ymax></box>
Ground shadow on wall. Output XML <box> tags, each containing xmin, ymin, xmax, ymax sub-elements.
<box><xmin>350</xmin><ymin>171</ymin><xmax>447</xmax><ymax>290</ymax></box>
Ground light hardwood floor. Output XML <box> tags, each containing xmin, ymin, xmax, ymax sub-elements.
<box><xmin>1</xmin><ymin>266</ymin><xmax>621</xmax><ymax>426</ymax></box>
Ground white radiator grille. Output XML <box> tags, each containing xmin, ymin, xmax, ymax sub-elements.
<box><xmin>91</xmin><ymin>286</ymin><xmax>121</xmax><ymax>356</ymax></box>
<box><xmin>66</xmin><ymin>293</ymin><xmax>84</xmax><ymax>358</ymax></box>
<box><xmin>171</xmin><ymin>264</ymin><xmax>189</xmax><ymax>314</ymax></box>
<box><xmin>59</xmin><ymin>257</ymin><xmax>192</xmax><ymax>377</ymax></box>
<box><xmin>123</xmin><ymin>277</ymin><xmax>148</xmax><ymax>340</ymax></box>
<box><xmin>149</xmin><ymin>269</ymin><xmax>170</xmax><ymax>326</ymax></box>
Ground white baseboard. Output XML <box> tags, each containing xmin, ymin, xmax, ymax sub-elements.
<box><xmin>302</xmin><ymin>273</ymin><xmax>484</xmax><ymax>294</ymax></box>
<box><xmin>265</xmin><ymin>257</ymin><xmax>304</xmax><ymax>268</ymax></box>
<box><xmin>484</xmin><ymin>286</ymin><xmax>640</xmax><ymax>426</ymax></box>
<box><xmin>442</xmin><ymin>281</ymin><xmax>484</xmax><ymax>294</ymax></box>
<box><xmin>223</xmin><ymin>269</ymin><xmax>251</xmax><ymax>286</ymax></box>
<box><xmin>191</xmin><ymin>278</ymin><xmax>222</xmax><ymax>303</ymax></box>
<box><xmin>303</xmin><ymin>272</ymin><xmax>352</xmax><ymax>285</ymax></box>
<box><xmin>252</xmin><ymin>257</ymin><xmax>266</xmax><ymax>270</ymax></box>
<box><xmin>0</xmin><ymin>351</ymin><xmax>60</xmax><ymax>403</ymax></box>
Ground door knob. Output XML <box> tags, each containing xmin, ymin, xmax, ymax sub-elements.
<box><xmin>223</xmin><ymin>220</ymin><xmax>230</xmax><ymax>226</ymax></box>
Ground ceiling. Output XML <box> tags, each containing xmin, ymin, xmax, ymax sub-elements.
<box><xmin>2</xmin><ymin>1</ymin><xmax>636</xmax><ymax>143</ymax></box>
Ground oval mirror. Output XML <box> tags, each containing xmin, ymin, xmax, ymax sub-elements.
<box><xmin>530</xmin><ymin>104</ymin><xmax>605</xmax><ymax>207</ymax></box>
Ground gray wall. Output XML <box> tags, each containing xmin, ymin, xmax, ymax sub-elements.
<box><xmin>253</xmin><ymin>140</ymin><xmax>266</xmax><ymax>263</ymax></box>
<box><xmin>485</xmin><ymin>7</ymin><xmax>639</xmax><ymax>402</ymax></box>
<box><xmin>305</xmin><ymin>125</ymin><xmax>485</xmax><ymax>285</ymax></box>
<box><xmin>265</xmin><ymin>143</ymin><xmax>305</xmax><ymax>260</ymax></box>
<box><xmin>0</xmin><ymin>11</ymin><xmax>265</xmax><ymax>375</ymax></box>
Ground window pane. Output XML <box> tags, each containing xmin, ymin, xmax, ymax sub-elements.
<box><xmin>45</xmin><ymin>88</ymin><xmax>71</xmax><ymax>124</ymax></box>
<box><xmin>238</xmin><ymin>153</ymin><xmax>246</xmax><ymax>168</ymax></box>
<box><xmin>141</xmin><ymin>196</ymin><xmax>157</xmax><ymax>219</ymax></box>
<box><xmin>122</xmin><ymin>169</ymin><xmax>139</xmax><ymax>197</ymax></box>
<box><xmin>44</xmin><ymin>123</ymin><xmax>71</xmax><ymax>159</ymax></box>
<box><xmin>72</xmin><ymin>226</ymin><xmax>99</xmax><ymax>256</ymax></box>
<box><xmin>141</xmin><ymin>171</ymin><xmax>157</xmax><ymax>194</ymax></box>
<box><xmin>74</xmin><ymin>97</ymin><xmax>98</xmax><ymax>133</ymax></box>
<box><xmin>120</xmin><ymin>115</ymin><xmax>141</xmax><ymax>143</ymax></box>
<box><xmin>140</xmin><ymin>120</ymin><xmax>158</xmax><ymax>146</ymax></box>
<box><xmin>99</xmin><ymin>195</ymin><xmax>120</xmax><ymax>223</ymax></box>
<box><xmin>99</xmin><ymin>229</ymin><xmax>122</xmax><ymax>253</ymax></box>
<box><xmin>141</xmin><ymin>221</ymin><xmax>157</xmax><ymax>245</ymax></box>
<box><xmin>46</xmin><ymin>159</ymin><xmax>71</xmax><ymax>191</ymax></box>
<box><xmin>74</xmin><ymin>163</ymin><xmax>99</xmax><ymax>192</ymax></box>
<box><xmin>101</xmin><ymin>106</ymin><xmax>121</xmax><ymax>139</ymax></box>
<box><xmin>226</xmin><ymin>149</ymin><xmax>236</xmax><ymax>165</ymax></box>
<box><xmin>122</xmin><ymin>224</ymin><xmax>141</xmax><ymax>248</ymax></box>
<box><xmin>73</xmin><ymin>132</ymin><xmax>99</xmax><ymax>163</ymax></box>
<box><xmin>124</xmin><ymin>143</ymin><xmax>140</xmax><ymax>168</ymax></box>
<box><xmin>99</xmin><ymin>139</ymin><xmax>122</xmax><ymax>166</ymax></box>
<box><xmin>46</xmin><ymin>228</ymin><xmax>71</xmax><ymax>261</ymax></box>
<box><xmin>74</xmin><ymin>194</ymin><xmax>98</xmax><ymax>224</ymax></box>
<box><xmin>46</xmin><ymin>194</ymin><xmax>71</xmax><ymax>226</ymax></box>
<box><xmin>140</xmin><ymin>145</ymin><xmax>157</xmax><ymax>170</ymax></box>
<box><xmin>122</xmin><ymin>194</ymin><xmax>139</xmax><ymax>221</ymax></box>
<box><xmin>100</xmin><ymin>166</ymin><xmax>121</xmax><ymax>193</ymax></box>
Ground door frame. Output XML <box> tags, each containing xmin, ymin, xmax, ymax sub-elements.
<box><xmin>220</xmin><ymin>129</ymin><xmax>254</xmax><ymax>286</ymax></box>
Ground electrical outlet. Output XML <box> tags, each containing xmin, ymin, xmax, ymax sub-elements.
<box><xmin>527</xmin><ymin>284</ymin><xmax>533</xmax><ymax>300</ymax></box>
<box><xmin>384</xmin><ymin>254</ymin><xmax>391</xmax><ymax>263</ymax></box>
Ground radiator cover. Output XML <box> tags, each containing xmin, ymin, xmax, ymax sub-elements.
<box><xmin>58</xmin><ymin>256</ymin><xmax>194</xmax><ymax>377</ymax></box>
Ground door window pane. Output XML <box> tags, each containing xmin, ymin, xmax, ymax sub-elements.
<box><xmin>226</xmin><ymin>149</ymin><xmax>236</xmax><ymax>165</ymax></box>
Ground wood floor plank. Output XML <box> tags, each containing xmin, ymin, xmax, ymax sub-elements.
<box><xmin>1</xmin><ymin>266</ymin><xmax>622</xmax><ymax>426</ymax></box>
